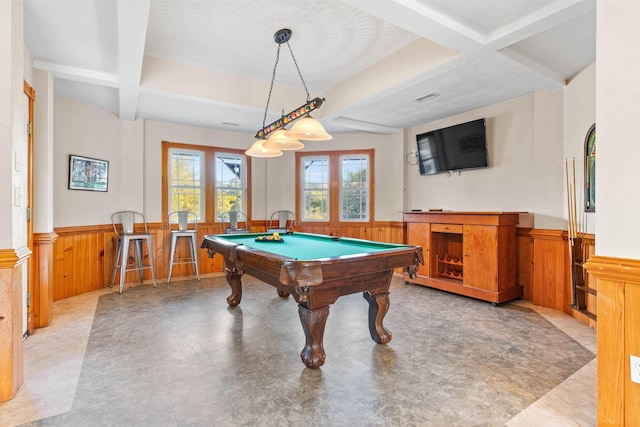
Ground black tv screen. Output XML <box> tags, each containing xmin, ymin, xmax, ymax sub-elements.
<box><xmin>416</xmin><ymin>118</ymin><xmax>488</xmax><ymax>175</ymax></box>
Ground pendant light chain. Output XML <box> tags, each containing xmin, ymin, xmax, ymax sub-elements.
<box><xmin>286</xmin><ymin>42</ymin><xmax>311</xmax><ymax>103</ymax></box>
<box><xmin>247</xmin><ymin>28</ymin><xmax>331</xmax><ymax>151</ymax></box>
<box><xmin>262</xmin><ymin>44</ymin><xmax>282</xmax><ymax>129</ymax></box>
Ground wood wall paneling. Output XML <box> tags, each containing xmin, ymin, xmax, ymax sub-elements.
<box><xmin>48</xmin><ymin>220</ymin><xmax>595</xmax><ymax>327</ymax></box>
<box><xmin>516</xmin><ymin>228</ymin><xmax>534</xmax><ymax>301</ymax></box>
<box><xmin>49</xmin><ymin>222</ymin><xmax>595</xmax><ymax>326</ymax></box>
<box><xmin>626</xmin><ymin>281</ymin><xmax>640</xmax><ymax>425</ymax></box>
<box><xmin>0</xmin><ymin>247</ymin><xmax>30</xmax><ymax>401</ymax></box>
<box><xmin>584</xmin><ymin>256</ymin><xmax>640</xmax><ymax>426</ymax></box>
<box><xmin>32</xmin><ymin>232</ymin><xmax>58</xmax><ymax>328</ymax></box>
<box><xmin>531</xmin><ymin>229</ymin><xmax>567</xmax><ymax>310</ymax></box>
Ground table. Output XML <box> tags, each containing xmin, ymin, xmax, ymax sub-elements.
<box><xmin>201</xmin><ymin>232</ymin><xmax>423</xmax><ymax>368</ymax></box>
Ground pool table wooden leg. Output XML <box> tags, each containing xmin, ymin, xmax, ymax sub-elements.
<box><xmin>363</xmin><ymin>291</ymin><xmax>392</xmax><ymax>344</ymax></box>
<box><xmin>298</xmin><ymin>305</ymin><xmax>329</xmax><ymax>369</ymax></box>
<box><xmin>224</xmin><ymin>268</ymin><xmax>243</xmax><ymax>306</ymax></box>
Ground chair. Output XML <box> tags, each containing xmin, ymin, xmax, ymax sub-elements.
<box><xmin>267</xmin><ymin>210</ymin><xmax>295</xmax><ymax>233</ymax></box>
<box><xmin>167</xmin><ymin>211</ymin><xmax>200</xmax><ymax>283</ymax></box>
<box><xmin>219</xmin><ymin>210</ymin><xmax>250</xmax><ymax>234</ymax></box>
<box><xmin>110</xmin><ymin>211</ymin><xmax>157</xmax><ymax>293</ymax></box>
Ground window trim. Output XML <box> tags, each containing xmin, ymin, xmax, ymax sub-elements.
<box><xmin>213</xmin><ymin>150</ymin><xmax>247</xmax><ymax>222</ymax></box>
<box><xmin>295</xmin><ymin>149</ymin><xmax>374</xmax><ymax>226</ymax></box>
<box><xmin>299</xmin><ymin>155</ymin><xmax>330</xmax><ymax>222</ymax></box>
<box><xmin>167</xmin><ymin>147</ymin><xmax>205</xmax><ymax>221</ymax></box>
<box><xmin>338</xmin><ymin>153</ymin><xmax>370</xmax><ymax>222</ymax></box>
<box><xmin>162</xmin><ymin>141</ymin><xmax>251</xmax><ymax>225</ymax></box>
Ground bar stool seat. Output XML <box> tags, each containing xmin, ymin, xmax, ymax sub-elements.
<box><xmin>167</xmin><ymin>211</ymin><xmax>200</xmax><ymax>283</ymax></box>
<box><xmin>110</xmin><ymin>211</ymin><xmax>157</xmax><ymax>293</ymax></box>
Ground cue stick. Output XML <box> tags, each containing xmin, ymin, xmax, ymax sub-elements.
<box><xmin>565</xmin><ymin>158</ymin><xmax>577</xmax><ymax>308</ymax></box>
<box><xmin>571</xmin><ymin>157</ymin><xmax>582</xmax><ymax>237</ymax></box>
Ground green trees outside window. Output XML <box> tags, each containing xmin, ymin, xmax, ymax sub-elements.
<box><xmin>297</xmin><ymin>150</ymin><xmax>373</xmax><ymax>224</ymax></box>
<box><xmin>163</xmin><ymin>141</ymin><xmax>250</xmax><ymax>224</ymax></box>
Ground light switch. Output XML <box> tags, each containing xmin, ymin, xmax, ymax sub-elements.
<box><xmin>15</xmin><ymin>151</ymin><xmax>22</xmax><ymax>172</ymax></box>
<box><xmin>14</xmin><ymin>185</ymin><xmax>22</xmax><ymax>207</ymax></box>
<box><xmin>631</xmin><ymin>355</ymin><xmax>640</xmax><ymax>384</ymax></box>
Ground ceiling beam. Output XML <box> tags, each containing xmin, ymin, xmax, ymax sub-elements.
<box><xmin>32</xmin><ymin>60</ymin><xmax>119</xmax><ymax>87</ymax></box>
<box><xmin>117</xmin><ymin>0</ymin><xmax>150</xmax><ymax>121</ymax></box>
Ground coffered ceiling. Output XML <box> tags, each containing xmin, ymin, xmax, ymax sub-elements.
<box><xmin>24</xmin><ymin>0</ymin><xmax>595</xmax><ymax>136</ymax></box>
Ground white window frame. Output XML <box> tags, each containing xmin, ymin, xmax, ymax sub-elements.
<box><xmin>168</xmin><ymin>148</ymin><xmax>204</xmax><ymax>221</ymax></box>
<box><xmin>214</xmin><ymin>151</ymin><xmax>247</xmax><ymax>221</ymax></box>
<box><xmin>339</xmin><ymin>154</ymin><xmax>370</xmax><ymax>222</ymax></box>
<box><xmin>300</xmin><ymin>155</ymin><xmax>330</xmax><ymax>222</ymax></box>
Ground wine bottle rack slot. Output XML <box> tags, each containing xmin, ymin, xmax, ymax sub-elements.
<box><xmin>437</xmin><ymin>253</ymin><xmax>463</xmax><ymax>280</ymax></box>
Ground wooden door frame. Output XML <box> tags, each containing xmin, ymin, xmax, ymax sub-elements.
<box><xmin>24</xmin><ymin>80</ymin><xmax>35</xmax><ymax>335</ymax></box>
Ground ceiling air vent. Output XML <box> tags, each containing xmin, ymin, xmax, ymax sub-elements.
<box><xmin>415</xmin><ymin>93</ymin><xmax>439</xmax><ymax>103</ymax></box>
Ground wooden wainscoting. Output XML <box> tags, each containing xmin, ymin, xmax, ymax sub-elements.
<box><xmin>584</xmin><ymin>256</ymin><xmax>640</xmax><ymax>426</ymax></box>
<box><xmin>32</xmin><ymin>232</ymin><xmax>58</xmax><ymax>328</ymax></box>
<box><xmin>296</xmin><ymin>221</ymin><xmax>406</xmax><ymax>244</ymax></box>
<box><xmin>516</xmin><ymin>227</ymin><xmax>534</xmax><ymax>302</ymax></box>
<box><xmin>52</xmin><ymin>223</ymin><xmax>227</xmax><ymax>301</ymax></box>
<box><xmin>50</xmin><ymin>222</ymin><xmax>595</xmax><ymax>329</ymax></box>
<box><xmin>52</xmin><ymin>221</ymin><xmax>406</xmax><ymax>302</ymax></box>
<box><xmin>530</xmin><ymin>229</ymin><xmax>596</xmax><ymax>328</ymax></box>
<box><xmin>0</xmin><ymin>246</ymin><xmax>30</xmax><ymax>402</ymax></box>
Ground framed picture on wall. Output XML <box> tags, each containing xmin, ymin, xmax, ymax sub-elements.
<box><xmin>68</xmin><ymin>154</ymin><xmax>109</xmax><ymax>192</ymax></box>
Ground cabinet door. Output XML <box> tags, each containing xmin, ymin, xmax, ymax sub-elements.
<box><xmin>407</xmin><ymin>222</ymin><xmax>430</xmax><ymax>277</ymax></box>
<box><xmin>463</xmin><ymin>225</ymin><xmax>498</xmax><ymax>290</ymax></box>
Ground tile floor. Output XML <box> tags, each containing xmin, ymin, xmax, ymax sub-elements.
<box><xmin>0</xmin><ymin>274</ymin><xmax>597</xmax><ymax>426</ymax></box>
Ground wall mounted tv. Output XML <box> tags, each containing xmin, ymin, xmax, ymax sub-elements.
<box><xmin>416</xmin><ymin>118</ymin><xmax>488</xmax><ymax>175</ymax></box>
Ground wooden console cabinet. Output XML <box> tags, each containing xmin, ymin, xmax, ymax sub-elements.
<box><xmin>404</xmin><ymin>211</ymin><xmax>523</xmax><ymax>304</ymax></box>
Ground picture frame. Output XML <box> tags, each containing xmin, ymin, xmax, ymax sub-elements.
<box><xmin>68</xmin><ymin>154</ymin><xmax>109</xmax><ymax>192</ymax></box>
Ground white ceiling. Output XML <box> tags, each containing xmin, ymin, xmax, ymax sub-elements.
<box><xmin>23</xmin><ymin>0</ymin><xmax>595</xmax><ymax>137</ymax></box>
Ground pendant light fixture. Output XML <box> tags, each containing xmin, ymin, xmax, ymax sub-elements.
<box><xmin>245</xmin><ymin>139</ymin><xmax>283</xmax><ymax>157</ymax></box>
<box><xmin>262</xmin><ymin>128</ymin><xmax>305</xmax><ymax>151</ymax></box>
<box><xmin>246</xmin><ymin>28</ymin><xmax>331</xmax><ymax>157</ymax></box>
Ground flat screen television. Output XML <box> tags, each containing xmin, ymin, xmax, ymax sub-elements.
<box><xmin>416</xmin><ymin>118</ymin><xmax>488</xmax><ymax>175</ymax></box>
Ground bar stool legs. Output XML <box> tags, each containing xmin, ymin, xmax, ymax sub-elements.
<box><xmin>110</xmin><ymin>235</ymin><xmax>157</xmax><ymax>294</ymax></box>
<box><xmin>167</xmin><ymin>232</ymin><xmax>200</xmax><ymax>283</ymax></box>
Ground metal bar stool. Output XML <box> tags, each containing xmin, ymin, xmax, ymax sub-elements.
<box><xmin>110</xmin><ymin>211</ymin><xmax>157</xmax><ymax>293</ymax></box>
<box><xmin>219</xmin><ymin>210</ymin><xmax>249</xmax><ymax>234</ymax></box>
<box><xmin>267</xmin><ymin>210</ymin><xmax>295</xmax><ymax>233</ymax></box>
<box><xmin>167</xmin><ymin>211</ymin><xmax>200</xmax><ymax>283</ymax></box>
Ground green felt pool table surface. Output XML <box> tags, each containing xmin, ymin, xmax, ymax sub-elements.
<box><xmin>217</xmin><ymin>232</ymin><xmax>411</xmax><ymax>260</ymax></box>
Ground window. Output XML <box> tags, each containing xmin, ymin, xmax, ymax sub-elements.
<box><xmin>168</xmin><ymin>148</ymin><xmax>203</xmax><ymax>220</ymax></box>
<box><xmin>300</xmin><ymin>156</ymin><xmax>329</xmax><ymax>221</ymax></box>
<box><xmin>340</xmin><ymin>154</ymin><xmax>369</xmax><ymax>221</ymax></box>
<box><xmin>214</xmin><ymin>152</ymin><xmax>246</xmax><ymax>218</ymax></box>
<box><xmin>296</xmin><ymin>150</ymin><xmax>373</xmax><ymax>224</ymax></box>
<box><xmin>162</xmin><ymin>141</ymin><xmax>250</xmax><ymax>224</ymax></box>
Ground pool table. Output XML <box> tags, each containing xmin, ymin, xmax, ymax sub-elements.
<box><xmin>201</xmin><ymin>232</ymin><xmax>423</xmax><ymax>368</ymax></box>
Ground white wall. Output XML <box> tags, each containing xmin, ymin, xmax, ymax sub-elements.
<box><xmin>32</xmin><ymin>68</ymin><xmax>55</xmax><ymax>233</ymax></box>
<box><xmin>53</xmin><ymin>68</ymin><xmax>596</xmax><ymax>232</ymax></box>
<box><xmin>404</xmin><ymin>78</ymin><xmax>595</xmax><ymax>231</ymax></box>
<box><xmin>143</xmin><ymin>120</ymin><xmax>263</xmax><ymax>223</ymax></box>
<box><xmin>53</xmin><ymin>96</ymin><xmax>145</xmax><ymax>227</ymax></box>
<box><xmin>405</xmin><ymin>95</ymin><xmax>543</xmax><ymax>221</ymax></box>
<box><xmin>531</xmin><ymin>89</ymin><xmax>565</xmax><ymax>229</ymax></box>
<box><xmin>143</xmin><ymin>120</ymin><xmax>405</xmax><ymax>223</ymax></box>
<box><xmin>564</xmin><ymin>63</ymin><xmax>596</xmax><ymax>235</ymax></box>
<box><xmin>54</xmin><ymin>110</ymin><xmax>407</xmax><ymax>226</ymax></box>
<box><xmin>0</xmin><ymin>0</ymin><xmax>28</xmax><ymax>248</ymax></box>
<box><xmin>595</xmin><ymin>1</ymin><xmax>640</xmax><ymax>258</ymax></box>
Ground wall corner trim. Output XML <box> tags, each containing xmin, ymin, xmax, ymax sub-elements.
<box><xmin>0</xmin><ymin>246</ymin><xmax>32</xmax><ymax>269</ymax></box>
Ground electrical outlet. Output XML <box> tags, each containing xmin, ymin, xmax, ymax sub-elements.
<box><xmin>631</xmin><ymin>355</ymin><xmax>640</xmax><ymax>385</ymax></box>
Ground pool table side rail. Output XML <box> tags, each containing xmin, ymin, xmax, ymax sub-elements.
<box><xmin>202</xmin><ymin>234</ymin><xmax>423</xmax><ymax>281</ymax></box>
